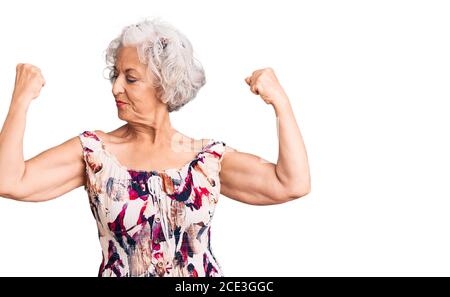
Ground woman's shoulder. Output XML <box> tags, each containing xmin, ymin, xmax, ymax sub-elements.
<box><xmin>78</xmin><ymin>130</ymin><xmax>103</xmax><ymax>151</ymax></box>
<box><xmin>94</xmin><ymin>127</ymin><xmax>124</xmax><ymax>142</ymax></box>
<box><xmin>89</xmin><ymin>127</ymin><xmax>126</xmax><ymax>146</ymax></box>
<box><xmin>199</xmin><ymin>139</ymin><xmax>233</xmax><ymax>162</ymax></box>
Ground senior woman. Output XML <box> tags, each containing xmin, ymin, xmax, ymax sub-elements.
<box><xmin>0</xmin><ymin>17</ymin><xmax>310</xmax><ymax>277</ymax></box>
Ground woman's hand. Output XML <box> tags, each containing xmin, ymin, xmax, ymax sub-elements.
<box><xmin>11</xmin><ymin>63</ymin><xmax>46</xmax><ymax>105</ymax></box>
<box><xmin>244</xmin><ymin>67</ymin><xmax>288</xmax><ymax>106</ymax></box>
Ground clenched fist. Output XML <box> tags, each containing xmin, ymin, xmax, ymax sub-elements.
<box><xmin>11</xmin><ymin>63</ymin><xmax>46</xmax><ymax>105</ymax></box>
<box><xmin>244</xmin><ymin>67</ymin><xmax>288</xmax><ymax>107</ymax></box>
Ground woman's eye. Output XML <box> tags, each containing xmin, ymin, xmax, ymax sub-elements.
<box><xmin>109</xmin><ymin>73</ymin><xmax>136</xmax><ymax>83</ymax></box>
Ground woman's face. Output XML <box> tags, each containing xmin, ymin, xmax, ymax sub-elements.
<box><xmin>111</xmin><ymin>46</ymin><xmax>166</xmax><ymax>122</ymax></box>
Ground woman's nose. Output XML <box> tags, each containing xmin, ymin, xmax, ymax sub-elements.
<box><xmin>112</xmin><ymin>79</ymin><xmax>124</xmax><ymax>95</ymax></box>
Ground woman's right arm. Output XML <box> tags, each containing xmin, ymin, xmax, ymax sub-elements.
<box><xmin>0</xmin><ymin>63</ymin><xmax>85</xmax><ymax>202</ymax></box>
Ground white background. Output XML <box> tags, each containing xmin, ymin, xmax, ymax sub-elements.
<box><xmin>0</xmin><ymin>0</ymin><xmax>449</xmax><ymax>276</ymax></box>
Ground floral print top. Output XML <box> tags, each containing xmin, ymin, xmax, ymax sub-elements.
<box><xmin>78</xmin><ymin>130</ymin><xmax>227</xmax><ymax>277</ymax></box>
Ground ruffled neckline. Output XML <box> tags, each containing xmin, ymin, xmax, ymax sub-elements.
<box><xmin>92</xmin><ymin>131</ymin><xmax>216</xmax><ymax>175</ymax></box>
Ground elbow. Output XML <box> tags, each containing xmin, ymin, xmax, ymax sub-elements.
<box><xmin>269</xmin><ymin>182</ymin><xmax>311</xmax><ymax>205</ymax></box>
<box><xmin>286</xmin><ymin>182</ymin><xmax>311</xmax><ymax>200</ymax></box>
<box><xmin>0</xmin><ymin>188</ymin><xmax>20</xmax><ymax>201</ymax></box>
<box><xmin>0</xmin><ymin>185</ymin><xmax>30</xmax><ymax>202</ymax></box>
<box><xmin>289</xmin><ymin>186</ymin><xmax>310</xmax><ymax>199</ymax></box>
<box><xmin>274</xmin><ymin>169</ymin><xmax>311</xmax><ymax>202</ymax></box>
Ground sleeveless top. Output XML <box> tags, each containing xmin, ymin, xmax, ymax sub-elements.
<box><xmin>78</xmin><ymin>130</ymin><xmax>227</xmax><ymax>277</ymax></box>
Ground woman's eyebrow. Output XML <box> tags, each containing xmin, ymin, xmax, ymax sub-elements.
<box><xmin>113</xmin><ymin>66</ymin><xmax>139</xmax><ymax>73</ymax></box>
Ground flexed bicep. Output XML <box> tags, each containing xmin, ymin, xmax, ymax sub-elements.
<box><xmin>7</xmin><ymin>136</ymin><xmax>86</xmax><ymax>202</ymax></box>
<box><xmin>219</xmin><ymin>147</ymin><xmax>293</xmax><ymax>205</ymax></box>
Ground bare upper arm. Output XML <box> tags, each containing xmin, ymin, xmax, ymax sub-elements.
<box><xmin>8</xmin><ymin>135</ymin><xmax>86</xmax><ymax>202</ymax></box>
<box><xmin>219</xmin><ymin>146</ymin><xmax>298</xmax><ymax>205</ymax></box>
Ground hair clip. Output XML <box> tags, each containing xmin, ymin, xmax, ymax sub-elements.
<box><xmin>160</xmin><ymin>37</ymin><xmax>168</xmax><ymax>49</ymax></box>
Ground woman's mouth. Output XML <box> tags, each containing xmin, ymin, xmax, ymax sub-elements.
<box><xmin>115</xmin><ymin>101</ymin><xmax>127</xmax><ymax>107</ymax></box>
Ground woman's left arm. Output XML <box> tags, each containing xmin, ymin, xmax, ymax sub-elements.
<box><xmin>220</xmin><ymin>67</ymin><xmax>310</xmax><ymax>205</ymax></box>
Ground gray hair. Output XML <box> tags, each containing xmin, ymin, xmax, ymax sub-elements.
<box><xmin>104</xmin><ymin>17</ymin><xmax>206</xmax><ymax>112</ymax></box>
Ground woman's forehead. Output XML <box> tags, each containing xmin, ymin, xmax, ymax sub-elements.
<box><xmin>115</xmin><ymin>46</ymin><xmax>144</xmax><ymax>69</ymax></box>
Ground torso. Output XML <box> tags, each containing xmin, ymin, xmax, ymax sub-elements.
<box><xmin>78</xmin><ymin>129</ymin><xmax>226</xmax><ymax>277</ymax></box>
<box><xmin>94</xmin><ymin>127</ymin><xmax>210</xmax><ymax>172</ymax></box>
